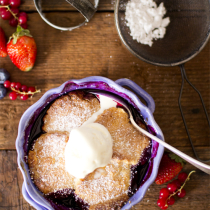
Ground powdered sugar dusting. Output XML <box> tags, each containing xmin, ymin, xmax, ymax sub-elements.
<box><xmin>125</xmin><ymin>0</ymin><xmax>170</xmax><ymax>46</ymax></box>
<box><xmin>42</xmin><ymin>93</ymin><xmax>100</xmax><ymax>133</ymax></box>
<box><xmin>95</xmin><ymin>107</ymin><xmax>150</xmax><ymax>165</ymax></box>
<box><xmin>28</xmin><ymin>133</ymin><xmax>75</xmax><ymax>194</ymax></box>
<box><xmin>75</xmin><ymin>160</ymin><xmax>130</xmax><ymax>205</ymax></box>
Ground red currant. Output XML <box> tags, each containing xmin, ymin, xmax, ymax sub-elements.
<box><xmin>20</xmin><ymin>94</ymin><xmax>28</xmax><ymax>100</ymax></box>
<box><xmin>9</xmin><ymin>0</ymin><xmax>21</xmax><ymax>8</ymax></box>
<box><xmin>0</xmin><ymin>0</ymin><xmax>9</xmax><ymax>5</ymax></box>
<box><xmin>177</xmin><ymin>189</ymin><xmax>186</xmax><ymax>198</ymax></box>
<box><xmin>9</xmin><ymin>91</ymin><xmax>17</xmax><ymax>100</ymax></box>
<box><xmin>18</xmin><ymin>15</ymin><xmax>26</xmax><ymax>24</ymax></box>
<box><xmin>28</xmin><ymin>86</ymin><xmax>36</xmax><ymax>93</ymax></box>
<box><xmin>0</xmin><ymin>8</ymin><xmax>4</xmax><ymax>12</ymax></box>
<box><xmin>157</xmin><ymin>198</ymin><xmax>168</xmax><ymax>209</ymax></box>
<box><xmin>20</xmin><ymin>84</ymin><xmax>28</xmax><ymax>92</ymax></box>
<box><xmin>171</xmin><ymin>179</ymin><xmax>181</xmax><ymax>189</ymax></box>
<box><xmin>10</xmin><ymin>7</ymin><xmax>19</xmax><ymax>15</ymax></box>
<box><xmin>20</xmin><ymin>22</ymin><xmax>27</xmax><ymax>29</ymax></box>
<box><xmin>178</xmin><ymin>172</ymin><xmax>188</xmax><ymax>183</ymax></box>
<box><xmin>167</xmin><ymin>196</ymin><xmax>175</xmax><ymax>205</ymax></box>
<box><xmin>10</xmin><ymin>82</ymin><xmax>16</xmax><ymax>89</ymax></box>
<box><xmin>18</xmin><ymin>11</ymin><xmax>27</xmax><ymax>18</ymax></box>
<box><xmin>159</xmin><ymin>188</ymin><xmax>170</xmax><ymax>199</ymax></box>
<box><xmin>167</xmin><ymin>183</ymin><xmax>177</xmax><ymax>193</ymax></box>
<box><xmin>9</xmin><ymin>16</ymin><xmax>18</xmax><ymax>27</ymax></box>
<box><xmin>4</xmin><ymin>80</ymin><xmax>11</xmax><ymax>88</ymax></box>
<box><xmin>0</xmin><ymin>8</ymin><xmax>12</xmax><ymax>20</ymax></box>
<box><xmin>15</xmin><ymin>82</ymin><xmax>21</xmax><ymax>90</ymax></box>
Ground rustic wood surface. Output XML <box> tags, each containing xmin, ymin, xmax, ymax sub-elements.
<box><xmin>0</xmin><ymin>0</ymin><xmax>209</xmax><ymax>209</ymax></box>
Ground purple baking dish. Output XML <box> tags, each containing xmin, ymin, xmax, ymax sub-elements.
<box><xmin>16</xmin><ymin>76</ymin><xmax>164</xmax><ymax>210</ymax></box>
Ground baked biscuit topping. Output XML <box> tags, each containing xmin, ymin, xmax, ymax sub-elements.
<box><xmin>95</xmin><ymin>107</ymin><xmax>149</xmax><ymax>165</ymax></box>
<box><xmin>28</xmin><ymin>132</ymin><xmax>75</xmax><ymax>194</ymax></box>
<box><xmin>42</xmin><ymin>91</ymin><xmax>100</xmax><ymax>133</ymax></box>
<box><xmin>28</xmin><ymin>91</ymin><xmax>150</xmax><ymax>209</ymax></box>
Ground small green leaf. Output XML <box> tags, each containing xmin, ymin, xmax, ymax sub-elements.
<box><xmin>169</xmin><ymin>153</ymin><xmax>186</xmax><ymax>166</ymax></box>
<box><xmin>13</xmin><ymin>36</ymin><xmax>18</xmax><ymax>45</ymax></box>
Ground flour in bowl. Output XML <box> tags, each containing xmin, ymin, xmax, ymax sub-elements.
<box><xmin>125</xmin><ymin>0</ymin><xmax>170</xmax><ymax>46</ymax></box>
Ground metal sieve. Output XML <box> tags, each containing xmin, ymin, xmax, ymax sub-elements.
<box><xmin>33</xmin><ymin>0</ymin><xmax>99</xmax><ymax>31</ymax></box>
<box><xmin>115</xmin><ymin>0</ymin><xmax>210</xmax><ymax>162</ymax></box>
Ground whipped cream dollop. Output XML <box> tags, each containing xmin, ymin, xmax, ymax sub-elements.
<box><xmin>65</xmin><ymin>95</ymin><xmax>117</xmax><ymax>178</ymax></box>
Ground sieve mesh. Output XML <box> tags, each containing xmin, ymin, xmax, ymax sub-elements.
<box><xmin>116</xmin><ymin>0</ymin><xmax>210</xmax><ymax>66</ymax></box>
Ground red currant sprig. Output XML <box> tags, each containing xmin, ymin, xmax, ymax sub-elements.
<box><xmin>4</xmin><ymin>80</ymin><xmax>41</xmax><ymax>100</ymax></box>
<box><xmin>0</xmin><ymin>0</ymin><xmax>28</xmax><ymax>28</ymax></box>
<box><xmin>157</xmin><ymin>171</ymin><xmax>196</xmax><ymax>209</ymax></box>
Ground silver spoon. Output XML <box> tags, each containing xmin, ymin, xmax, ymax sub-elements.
<box><xmin>91</xmin><ymin>91</ymin><xmax>210</xmax><ymax>175</ymax></box>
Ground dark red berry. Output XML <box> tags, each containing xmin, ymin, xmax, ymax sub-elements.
<box><xmin>9</xmin><ymin>17</ymin><xmax>18</xmax><ymax>27</ymax></box>
<box><xmin>10</xmin><ymin>82</ymin><xmax>16</xmax><ymax>89</ymax></box>
<box><xmin>157</xmin><ymin>198</ymin><xmax>168</xmax><ymax>209</ymax></box>
<box><xmin>15</xmin><ymin>82</ymin><xmax>21</xmax><ymax>90</ymax></box>
<box><xmin>20</xmin><ymin>94</ymin><xmax>28</xmax><ymax>100</ymax></box>
<box><xmin>177</xmin><ymin>189</ymin><xmax>186</xmax><ymax>198</ymax></box>
<box><xmin>172</xmin><ymin>179</ymin><xmax>182</xmax><ymax>189</ymax></box>
<box><xmin>178</xmin><ymin>172</ymin><xmax>188</xmax><ymax>183</ymax></box>
<box><xmin>0</xmin><ymin>8</ymin><xmax>12</xmax><ymax>20</ymax></box>
<box><xmin>9</xmin><ymin>0</ymin><xmax>21</xmax><ymax>8</ymax></box>
<box><xmin>10</xmin><ymin>7</ymin><xmax>19</xmax><ymax>15</ymax></box>
<box><xmin>20</xmin><ymin>84</ymin><xmax>28</xmax><ymax>92</ymax></box>
<box><xmin>28</xmin><ymin>86</ymin><xmax>36</xmax><ymax>93</ymax></box>
<box><xmin>18</xmin><ymin>15</ymin><xmax>26</xmax><ymax>24</ymax></box>
<box><xmin>167</xmin><ymin>196</ymin><xmax>175</xmax><ymax>205</ymax></box>
<box><xmin>159</xmin><ymin>188</ymin><xmax>170</xmax><ymax>199</ymax></box>
<box><xmin>18</xmin><ymin>11</ymin><xmax>27</xmax><ymax>18</ymax></box>
<box><xmin>20</xmin><ymin>22</ymin><xmax>27</xmax><ymax>29</ymax></box>
<box><xmin>0</xmin><ymin>0</ymin><xmax>9</xmax><ymax>5</ymax></box>
<box><xmin>4</xmin><ymin>80</ymin><xmax>11</xmax><ymax>88</ymax></box>
<box><xmin>167</xmin><ymin>183</ymin><xmax>177</xmax><ymax>193</ymax></box>
<box><xmin>9</xmin><ymin>91</ymin><xmax>17</xmax><ymax>100</ymax></box>
<box><xmin>157</xmin><ymin>198</ymin><xmax>166</xmax><ymax>207</ymax></box>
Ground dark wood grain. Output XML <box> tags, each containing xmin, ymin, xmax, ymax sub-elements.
<box><xmin>0</xmin><ymin>0</ymin><xmax>210</xmax><ymax>209</ymax></box>
<box><xmin>0</xmin><ymin>151</ymin><xmax>35</xmax><ymax>210</ymax></box>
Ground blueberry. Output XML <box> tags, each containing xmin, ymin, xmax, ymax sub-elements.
<box><xmin>0</xmin><ymin>84</ymin><xmax>7</xmax><ymax>99</ymax></box>
<box><xmin>0</xmin><ymin>68</ymin><xmax>10</xmax><ymax>84</ymax></box>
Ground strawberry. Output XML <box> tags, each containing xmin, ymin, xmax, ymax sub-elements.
<box><xmin>155</xmin><ymin>152</ymin><xmax>185</xmax><ymax>185</ymax></box>
<box><xmin>7</xmin><ymin>26</ymin><xmax>37</xmax><ymax>71</ymax></box>
<box><xmin>0</xmin><ymin>27</ymin><xmax>7</xmax><ymax>58</ymax></box>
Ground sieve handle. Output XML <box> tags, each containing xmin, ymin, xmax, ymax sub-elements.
<box><xmin>66</xmin><ymin>0</ymin><xmax>97</xmax><ymax>22</ymax></box>
<box><xmin>179</xmin><ymin>64</ymin><xmax>210</xmax><ymax>162</ymax></box>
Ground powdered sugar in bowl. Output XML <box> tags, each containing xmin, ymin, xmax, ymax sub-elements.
<box><xmin>16</xmin><ymin>76</ymin><xmax>164</xmax><ymax>209</ymax></box>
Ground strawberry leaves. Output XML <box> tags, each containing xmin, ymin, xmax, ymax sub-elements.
<box><xmin>9</xmin><ymin>25</ymin><xmax>32</xmax><ymax>44</ymax></box>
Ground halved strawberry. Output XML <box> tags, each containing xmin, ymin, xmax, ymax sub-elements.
<box><xmin>7</xmin><ymin>26</ymin><xmax>37</xmax><ymax>71</ymax></box>
<box><xmin>0</xmin><ymin>27</ymin><xmax>7</xmax><ymax>57</ymax></box>
<box><xmin>155</xmin><ymin>152</ymin><xmax>185</xmax><ymax>185</ymax></box>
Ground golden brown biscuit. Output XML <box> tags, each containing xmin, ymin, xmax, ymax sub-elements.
<box><xmin>28</xmin><ymin>132</ymin><xmax>75</xmax><ymax>194</ymax></box>
<box><xmin>75</xmin><ymin>160</ymin><xmax>131</xmax><ymax>208</ymax></box>
<box><xmin>42</xmin><ymin>91</ymin><xmax>100</xmax><ymax>133</ymax></box>
<box><xmin>95</xmin><ymin>107</ymin><xmax>150</xmax><ymax>165</ymax></box>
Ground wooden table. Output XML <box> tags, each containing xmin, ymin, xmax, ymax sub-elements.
<box><xmin>0</xmin><ymin>0</ymin><xmax>209</xmax><ymax>209</ymax></box>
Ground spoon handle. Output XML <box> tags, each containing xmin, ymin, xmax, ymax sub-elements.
<box><xmin>129</xmin><ymin>116</ymin><xmax>210</xmax><ymax>175</ymax></box>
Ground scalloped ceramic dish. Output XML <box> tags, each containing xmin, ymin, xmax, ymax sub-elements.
<box><xmin>16</xmin><ymin>76</ymin><xmax>164</xmax><ymax>210</ymax></box>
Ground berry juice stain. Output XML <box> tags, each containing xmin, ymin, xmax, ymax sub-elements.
<box><xmin>27</xmin><ymin>90</ymin><xmax>152</xmax><ymax>209</ymax></box>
